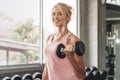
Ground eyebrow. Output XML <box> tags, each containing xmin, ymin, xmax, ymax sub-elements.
<box><xmin>52</xmin><ymin>11</ymin><xmax>62</xmax><ymax>13</ymax></box>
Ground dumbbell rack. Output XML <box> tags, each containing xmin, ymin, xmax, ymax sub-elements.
<box><xmin>106</xmin><ymin>26</ymin><xmax>116</xmax><ymax>80</ymax></box>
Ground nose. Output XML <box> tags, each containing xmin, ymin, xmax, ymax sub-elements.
<box><xmin>53</xmin><ymin>14</ymin><xmax>58</xmax><ymax>19</ymax></box>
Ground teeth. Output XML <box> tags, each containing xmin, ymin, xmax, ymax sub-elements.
<box><xmin>54</xmin><ymin>20</ymin><xmax>59</xmax><ymax>22</ymax></box>
<box><xmin>54</xmin><ymin>20</ymin><xmax>60</xmax><ymax>23</ymax></box>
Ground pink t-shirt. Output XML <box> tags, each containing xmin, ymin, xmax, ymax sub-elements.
<box><xmin>45</xmin><ymin>32</ymin><xmax>80</xmax><ymax>80</ymax></box>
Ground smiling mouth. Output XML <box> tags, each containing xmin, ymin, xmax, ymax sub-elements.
<box><xmin>54</xmin><ymin>21</ymin><xmax>60</xmax><ymax>24</ymax></box>
<box><xmin>54</xmin><ymin>20</ymin><xmax>59</xmax><ymax>22</ymax></box>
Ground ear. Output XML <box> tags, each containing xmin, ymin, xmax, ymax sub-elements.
<box><xmin>66</xmin><ymin>16</ymin><xmax>71</xmax><ymax>22</ymax></box>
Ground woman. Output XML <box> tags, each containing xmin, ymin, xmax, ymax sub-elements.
<box><xmin>42</xmin><ymin>2</ymin><xmax>85</xmax><ymax>80</ymax></box>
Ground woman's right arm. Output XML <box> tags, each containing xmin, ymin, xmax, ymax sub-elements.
<box><xmin>42</xmin><ymin>63</ymin><xmax>48</xmax><ymax>80</ymax></box>
<box><xmin>42</xmin><ymin>34</ymin><xmax>52</xmax><ymax>80</ymax></box>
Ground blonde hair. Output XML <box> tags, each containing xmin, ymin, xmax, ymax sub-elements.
<box><xmin>53</xmin><ymin>3</ymin><xmax>72</xmax><ymax>18</ymax></box>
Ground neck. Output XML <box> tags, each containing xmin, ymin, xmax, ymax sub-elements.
<box><xmin>52</xmin><ymin>26</ymin><xmax>69</xmax><ymax>42</ymax></box>
<box><xmin>55</xmin><ymin>27</ymin><xmax>69</xmax><ymax>36</ymax></box>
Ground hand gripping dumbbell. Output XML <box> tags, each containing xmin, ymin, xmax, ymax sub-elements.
<box><xmin>56</xmin><ymin>41</ymin><xmax>85</xmax><ymax>58</ymax></box>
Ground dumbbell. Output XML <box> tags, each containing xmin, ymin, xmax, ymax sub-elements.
<box><xmin>56</xmin><ymin>40</ymin><xmax>85</xmax><ymax>58</ymax></box>
<box><xmin>93</xmin><ymin>70</ymin><xmax>101</xmax><ymax>80</ymax></box>
<box><xmin>11</xmin><ymin>74</ymin><xmax>22</xmax><ymax>80</ymax></box>
<box><xmin>84</xmin><ymin>71</ymin><xmax>94</xmax><ymax>80</ymax></box>
<box><xmin>99</xmin><ymin>70</ymin><xmax>107</xmax><ymax>80</ymax></box>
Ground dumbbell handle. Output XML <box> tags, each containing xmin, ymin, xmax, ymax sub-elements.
<box><xmin>60</xmin><ymin>48</ymin><xmax>64</xmax><ymax>53</ymax></box>
<box><xmin>60</xmin><ymin>46</ymin><xmax>75</xmax><ymax>53</ymax></box>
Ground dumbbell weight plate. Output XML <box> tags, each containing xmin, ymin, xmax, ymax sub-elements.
<box><xmin>56</xmin><ymin>43</ymin><xmax>66</xmax><ymax>58</ymax></box>
<box><xmin>75</xmin><ymin>41</ymin><xmax>85</xmax><ymax>56</ymax></box>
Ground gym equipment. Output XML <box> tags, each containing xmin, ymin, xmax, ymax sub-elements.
<box><xmin>22</xmin><ymin>73</ymin><xmax>33</xmax><ymax>80</ymax></box>
<box><xmin>11</xmin><ymin>74</ymin><xmax>22</xmax><ymax>80</ymax></box>
<box><xmin>84</xmin><ymin>71</ymin><xmax>94</xmax><ymax>80</ymax></box>
<box><xmin>99</xmin><ymin>70</ymin><xmax>107</xmax><ymax>80</ymax></box>
<box><xmin>2</xmin><ymin>77</ymin><xmax>11</xmax><ymax>80</ymax></box>
<box><xmin>106</xmin><ymin>58</ymin><xmax>115</xmax><ymax>68</ymax></box>
<box><xmin>85</xmin><ymin>67</ymin><xmax>91</xmax><ymax>72</ymax></box>
<box><xmin>84</xmin><ymin>66</ymin><xmax>107</xmax><ymax>80</ymax></box>
<box><xmin>108</xmin><ymin>68</ymin><xmax>115</xmax><ymax>75</ymax></box>
<box><xmin>89</xmin><ymin>66</ymin><xmax>98</xmax><ymax>72</ymax></box>
<box><xmin>32</xmin><ymin>72</ymin><xmax>42</xmax><ymax>80</ymax></box>
<box><xmin>93</xmin><ymin>70</ymin><xmax>100</xmax><ymax>80</ymax></box>
<box><xmin>56</xmin><ymin>40</ymin><xmax>85</xmax><ymax>58</ymax></box>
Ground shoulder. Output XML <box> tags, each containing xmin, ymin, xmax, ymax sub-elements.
<box><xmin>66</xmin><ymin>32</ymin><xmax>80</xmax><ymax>45</ymax></box>
<box><xmin>69</xmin><ymin>33</ymin><xmax>80</xmax><ymax>44</ymax></box>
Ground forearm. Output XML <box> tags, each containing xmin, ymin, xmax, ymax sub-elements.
<box><xmin>66</xmin><ymin>55</ymin><xmax>85</xmax><ymax>79</ymax></box>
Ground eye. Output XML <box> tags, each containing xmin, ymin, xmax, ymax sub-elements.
<box><xmin>57</xmin><ymin>12</ymin><xmax>62</xmax><ymax>15</ymax></box>
<box><xmin>51</xmin><ymin>12</ymin><xmax>63</xmax><ymax>16</ymax></box>
<box><xmin>52</xmin><ymin>12</ymin><xmax>55</xmax><ymax>16</ymax></box>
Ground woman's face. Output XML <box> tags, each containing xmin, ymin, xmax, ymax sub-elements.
<box><xmin>52</xmin><ymin>6</ymin><xmax>68</xmax><ymax>27</ymax></box>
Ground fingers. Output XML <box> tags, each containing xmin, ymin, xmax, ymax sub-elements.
<box><xmin>64</xmin><ymin>45</ymin><xmax>74</xmax><ymax>55</ymax></box>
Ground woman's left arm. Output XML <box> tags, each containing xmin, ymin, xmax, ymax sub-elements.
<box><xmin>74</xmin><ymin>53</ymin><xmax>86</xmax><ymax>79</ymax></box>
<box><xmin>65</xmin><ymin>35</ymin><xmax>86</xmax><ymax>79</ymax></box>
<box><xmin>67</xmin><ymin>53</ymin><xmax>86</xmax><ymax>79</ymax></box>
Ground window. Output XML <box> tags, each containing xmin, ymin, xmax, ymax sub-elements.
<box><xmin>0</xmin><ymin>0</ymin><xmax>40</xmax><ymax>66</ymax></box>
<box><xmin>0</xmin><ymin>0</ymin><xmax>79</xmax><ymax>67</ymax></box>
